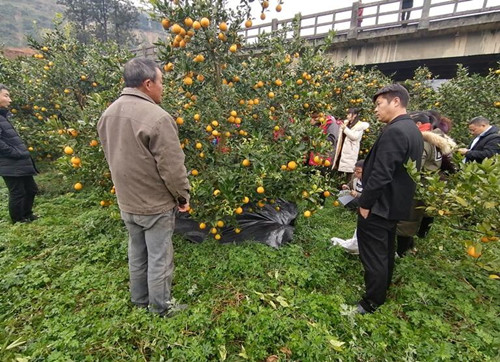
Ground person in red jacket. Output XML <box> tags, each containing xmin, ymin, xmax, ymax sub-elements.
<box><xmin>357</xmin><ymin>0</ymin><xmax>364</xmax><ymax>27</ymax></box>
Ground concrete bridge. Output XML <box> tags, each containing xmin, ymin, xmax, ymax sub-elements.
<box><xmin>133</xmin><ymin>0</ymin><xmax>500</xmax><ymax>80</ymax></box>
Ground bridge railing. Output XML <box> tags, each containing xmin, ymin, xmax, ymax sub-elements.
<box><xmin>239</xmin><ymin>0</ymin><xmax>500</xmax><ymax>43</ymax></box>
<box><xmin>131</xmin><ymin>0</ymin><xmax>500</xmax><ymax>58</ymax></box>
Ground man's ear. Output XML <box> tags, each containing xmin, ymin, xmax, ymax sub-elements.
<box><xmin>142</xmin><ymin>78</ymin><xmax>152</xmax><ymax>89</ymax></box>
<box><xmin>392</xmin><ymin>96</ymin><xmax>401</xmax><ymax>107</ymax></box>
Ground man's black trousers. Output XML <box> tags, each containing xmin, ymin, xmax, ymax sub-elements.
<box><xmin>2</xmin><ymin>176</ymin><xmax>38</xmax><ymax>222</ymax></box>
<box><xmin>356</xmin><ymin>213</ymin><xmax>398</xmax><ymax>312</ymax></box>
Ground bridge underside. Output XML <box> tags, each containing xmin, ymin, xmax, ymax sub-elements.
<box><xmin>364</xmin><ymin>53</ymin><xmax>500</xmax><ymax>81</ymax></box>
<box><xmin>326</xmin><ymin>12</ymin><xmax>500</xmax><ymax>81</ymax></box>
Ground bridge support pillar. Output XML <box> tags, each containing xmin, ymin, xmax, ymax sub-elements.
<box><xmin>418</xmin><ymin>0</ymin><xmax>431</xmax><ymax>30</ymax></box>
<box><xmin>348</xmin><ymin>2</ymin><xmax>360</xmax><ymax>40</ymax></box>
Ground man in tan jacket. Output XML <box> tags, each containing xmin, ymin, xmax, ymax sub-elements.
<box><xmin>98</xmin><ymin>58</ymin><xmax>190</xmax><ymax>316</ymax></box>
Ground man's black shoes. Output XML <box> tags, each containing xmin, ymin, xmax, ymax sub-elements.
<box><xmin>355</xmin><ymin>304</ymin><xmax>370</xmax><ymax>315</ymax></box>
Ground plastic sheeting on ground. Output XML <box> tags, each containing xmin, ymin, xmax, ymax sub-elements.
<box><xmin>174</xmin><ymin>199</ymin><xmax>297</xmax><ymax>248</ymax></box>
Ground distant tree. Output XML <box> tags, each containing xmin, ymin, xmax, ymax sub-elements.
<box><xmin>57</xmin><ymin>0</ymin><xmax>139</xmax><ymax>45</ymax></box>
<box><xmin>56</xmin><ymin>0</ymin><xmax>94</xmax><ymax>43</ymax></box>
<box><xmin>109</xmin><ymin>0</ymin><xmax>140</xmax><ymax>45</ymax></box>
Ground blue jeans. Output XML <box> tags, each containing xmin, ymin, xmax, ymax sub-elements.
<box><xmin>121</xmin><ymin>209</ymin><xmax>175</xmax><ymax>315</ymax></box>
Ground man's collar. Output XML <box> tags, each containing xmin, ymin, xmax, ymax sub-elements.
<box><xmin>479</xmin><ymin>125</ymin><xmax>492</xmax><ymax>137</ymax></box>
<box><xmin>120</xmin><ymin>87</ymin><xmax>156</xmax><ymax>104</ymax></box>
<box><xmin>388</xmin><ymin>113</ymin><xmax>409</xmax><ymax>124</ymax></box>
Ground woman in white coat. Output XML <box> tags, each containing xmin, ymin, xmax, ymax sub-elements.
<box><xmin>333</xmin><ymin>108</ymin><xmax>370</xmax><ymax>178</ymax></box>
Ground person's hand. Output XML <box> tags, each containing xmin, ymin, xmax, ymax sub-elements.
<box><xmin>359</xmin><ymin>207</ymin><xmax>370</xmax><ymax>219</ymax></box>
<box><xmin>341</xmin><ymin>184</ymin><xmax>349</xmax><ymax>190</ymax></box>
<box><xmin>178</xmin><ymin>202</ymin><xmax>190</xmax><ymax>213</ymax></box>
<box><xmin>340</xmin><ymin>123</ymin><xmax>346</xmax><ymax>129</ymax></box>
<box><xmin>457</xmin><ymin>148</ymin><xmax>468</xmax><ymax>155</ymax></box>
<box><xmin>350</xmin><ymin>190</ymin><xmax>358</xmax><ymax>197</ymax></box>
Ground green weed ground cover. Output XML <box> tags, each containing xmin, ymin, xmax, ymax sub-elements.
<box><xmin>1</xmin><ymin>169</ymin><xmax>499</xmax><ymax>361</ymax></box>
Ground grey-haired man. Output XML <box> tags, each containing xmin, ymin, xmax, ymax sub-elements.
<box><xmin>98</xmin><ymin>58</ymin><xmax>190</xmax><ymax>316</ymax></box>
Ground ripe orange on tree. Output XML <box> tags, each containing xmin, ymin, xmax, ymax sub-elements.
<box><xmin>200</xmin><ymin>17</ymin><xmax>210</xmax><ymax>27</ymax></box>
<box><xmin>71</xmin><ymin>156</ymin><xmax>81</xmax><ymax>165</ymax></box>
<box><xmin>287</xmin><ymin>161</ymin><xmax>297</xmax><ymax>170</ymax></box>
<box><xmin>184</xmin><ymin>17</ymin><xmax>193</xmax><ymax>28</ymax></box>
<box><xmin>161</xmin><ymin>18</ymin><xmax>171</xmax><ymax>29</ymax></box>
<box><xmin>219</xmin><ymin>22</ymin><xmax>228</xmax><ymax>31</ymax></box>
<box><xmin>467</xmin><ymin>245</ymin><xmax>482</xmax><ymax>258</ymax></box>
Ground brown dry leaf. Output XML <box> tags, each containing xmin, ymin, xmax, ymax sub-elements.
<box><xmin>280</xmin><ymin>346</ymin><xmax>292</xmax><ymax>357</ymax></box>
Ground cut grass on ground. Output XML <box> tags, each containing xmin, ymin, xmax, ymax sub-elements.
<box><xmin>1</xmin><ymin>170</ymin><xmax>499</xmax><ymax>361</ymax></box>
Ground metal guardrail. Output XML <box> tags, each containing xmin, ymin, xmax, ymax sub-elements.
<box><xmin>131</xmin><ymin>0</ymin><xmax>500</xmax><ymax>58</ymax></box>
<box><xmin>239</xmin><ymin>0</ymin><xmax>500</xmax><ymax>42</ymax></box>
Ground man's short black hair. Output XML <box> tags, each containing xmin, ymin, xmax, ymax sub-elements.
<box><xmin>0</xmin><ymin>84</ymin><xmax>9</xmax><ymax>92</ymax></box>
<box><xmin>409</xmin><ymin>111</ymin><xmax>431</xmax><ymax>124</ymax></box>
<box><xmin>373</xmin><ymin>84</ymin><xmax>409</xmax><ymax>108</ymax></box>
<box><xmin>355</xmin><ymin>159</ymin><xmax>364</xmax><ymax>168</ymax></box>
<box><xmin>469</xmin><ymin>116</ymin><xmax>490</xmax><ymax>126</ymax></box>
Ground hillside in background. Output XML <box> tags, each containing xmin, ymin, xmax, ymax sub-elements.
<box><xmin>0</xmin><ymin>0</ymin><xmax>163</xmax><ymax>49</ymax></box>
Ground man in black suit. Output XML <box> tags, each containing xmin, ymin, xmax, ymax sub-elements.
<box><xmin>458</xmin><ymin>117</ymin><xmax>500</xmax><ymax>163</ymax></box>
<box><xmin>355</xmin><ymin>84</ymin><xmax>423</xmax><ymax>314</ymax></box>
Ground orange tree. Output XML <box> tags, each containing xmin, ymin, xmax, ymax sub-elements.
<box><xmin>406</xmin><ymin>154</ymin><xmax>499</xmax><ymax>273</ymax></box>
<box><xmin>402</xmin><ymin>67</ymin><xmax>439</xmax><ymax>112</ymax></box>
<box><xmin>402</xmin><ymin>64</ymin><xmax>500</xmax><ymax>145</ymax></box>
<box><xmin>404</xmin><ymin>64</ymin><xmax>500</xmax><ymax>265</ymax></box>
<box><xmin>0</xmin><ymin>21</ymin><xmax>131</xmax><ymax>198</ymax></box>
<box><xmin>150</xmin><ymin>0</ymin><xmax>392</xmax><ymax>233</ymax></box>
<box><xmin>433</xmin><ymin>64</ymin><xmax>500</xmax><ymax>145</ymax></box>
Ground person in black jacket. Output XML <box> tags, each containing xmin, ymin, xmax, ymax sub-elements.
<box><xmin>0</xmin><ymin>84</ymin><xmax>39</xmax><ymax>223</ymax></box>
<box><xmin>355</xmin><ymin>84</ymin><xmax>423</xmax><ymax>314</ymax></box>
<box><xmin>401</xmin><ymin>0</ymin><xmax>414</xmax><ymax>21</ymax></box>
<box><xmin>458</xmin><ymin>117</ymin><xmax>500</xmax><ymax>163</ymax></box>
